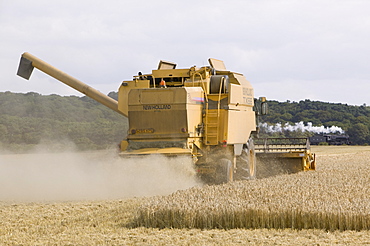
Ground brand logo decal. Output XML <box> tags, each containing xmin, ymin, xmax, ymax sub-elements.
<box><xmin>143</xmin><ymin>105</ymin><xmax>171</xmax><ymax>110</ymax></box>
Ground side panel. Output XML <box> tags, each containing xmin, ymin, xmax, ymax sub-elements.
<box><xmin>127</xmin><ymin>87</ymin><xmax>203</xmax><ymax>141</ymax></box>
<box><xmin>118</xmin><ymin>80</ymin><xmax>150</xmax><ymax>117</ymax></box>
<box><xmin>227</xmin><ymin>82</ymin><xmax>256</xmax><ymax>144</ymax></box>
<box><xmin>231</xmin><ymin>73</ymin><xmax>254</xmax><ymax>107</ymax></box>
<box><xmin>227</xmin><ymin>109</ymin><xmax>256</xmax><ymax>144</ymax></box>
<box><xmin>185</xmin><ymin>88</ymin><xmax>204</xmax><ymax>138</ymax></box>
<box><xmin>128</xmin><ymin>88</ymin><xmax>187</xmax><ymax>138</ymax></box>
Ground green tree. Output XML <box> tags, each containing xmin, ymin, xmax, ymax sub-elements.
<box><xmin>347</xmin><ymin>123</ymin><xmax>370</xmax><ymax>144</ymax></box>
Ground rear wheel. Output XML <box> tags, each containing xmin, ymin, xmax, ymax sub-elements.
<box><xmin>215</xmin><ymin>158</ymin><xmax>233</xmax><ymax>184</ymax></box>
<box><xmin>235</xmin><ymin>138</ymin><xmax>256</xmax><ymax>180</ymax></box>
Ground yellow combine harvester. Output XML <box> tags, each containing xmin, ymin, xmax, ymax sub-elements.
<box><xmin>17</xmin><ymin>52</ymin><xmax>315</xmax><ymax>184</ymax></box>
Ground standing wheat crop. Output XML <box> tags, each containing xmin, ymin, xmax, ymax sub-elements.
<box><xmin>134</xmin><ymin>151</ymin><xmax>370</xmax><ymax>230</ymax></box>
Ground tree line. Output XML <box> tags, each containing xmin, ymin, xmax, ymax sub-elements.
<box><xmin>0</xmin><ymin>91</ymin><xmax>127</xmax><ymax>152</ymax></box>
<box><xmin>259</xmin><ymin>99</ymin><xmax>370</xmax><ymax>145</ymax></box>
<box><xmin>0</xmin><ymin>92</ymin><xmax>369</xmax><ymax>152</ymax></box>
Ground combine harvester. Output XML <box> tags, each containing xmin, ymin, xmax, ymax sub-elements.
<box><xmin>17</xmin><ymin>52</ymin><xmax>315</xmax><ymax>184</ymax></box>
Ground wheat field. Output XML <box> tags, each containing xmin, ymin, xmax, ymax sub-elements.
<box><xmin>134</xmin><ymin>146</ymin><xmax>370</xmax><ymax>231</ymax></box>
<box><xmin>0</xmin><ymin>146</ymin><xmax>370</xmax><ymax>245</ymax></box>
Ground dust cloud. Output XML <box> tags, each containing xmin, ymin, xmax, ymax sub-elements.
<box><xmin>0</xmin><ymin>143</ymin><xmax>201</xmax><ymax>202</ymax></box>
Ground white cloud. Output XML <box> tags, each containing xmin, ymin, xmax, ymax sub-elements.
<box><xmin>1</xmin><ymin>0</ymin><xmax>370</xmax><ymax>105</ymax></box>
<box><xmin>254</xmin><ymin>78</ymin><xmax>369</xmax><ymax>106</ymax></box>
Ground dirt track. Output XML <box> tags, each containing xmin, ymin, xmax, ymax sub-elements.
<box><xmin>1</xmin><ymin>146</ymin><xmax>370</xmax><ymax>245</ymax></box>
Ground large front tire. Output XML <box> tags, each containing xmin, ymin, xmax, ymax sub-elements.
<box><xmin>235</xmin><ymin>138</ymin><xmax>256</xmax><ymax>180</ymax></box>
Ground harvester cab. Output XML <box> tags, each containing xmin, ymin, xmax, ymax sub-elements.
<box><xmin>17</xmin><ymin>52</ymin><xmax>316</xmax><ymax>184</ymax></box>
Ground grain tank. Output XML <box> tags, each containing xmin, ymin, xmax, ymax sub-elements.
<box><xmin>17</xmin><ymin>52</ymin><xmax>315</xmax><ymax>183</ymax></box>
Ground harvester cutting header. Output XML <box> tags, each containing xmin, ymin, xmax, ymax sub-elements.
<box><xmin>17</xmin><ymin>52</ymin><xmax>315</xmax><ymax>184</ymax></box>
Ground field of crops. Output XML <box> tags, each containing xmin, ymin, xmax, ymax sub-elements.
<box><xmin>1</xmin><ymin>146</ymin><xmax>370</xmax><ymax>245</ymax></box>
<box><xmin>135</xmin><ymin>147</ymin><xmax>370</xmax><ymax>231</ymax></box>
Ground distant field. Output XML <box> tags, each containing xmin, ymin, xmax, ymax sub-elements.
<box><xmin>0</xmin><ymin>146</ymin><xmax>370</xmax><ymax>245</ymax></box>
<box><xmin>311</xmin><ymin>145</ymin><xmax>370</xmax><ymax>154</ymax></box>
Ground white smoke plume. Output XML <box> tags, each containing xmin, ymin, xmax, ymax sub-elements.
<box><xmin>260</xmin><ymin>121</ymin><xmax>344</xmax><ymax>134</ymax></box>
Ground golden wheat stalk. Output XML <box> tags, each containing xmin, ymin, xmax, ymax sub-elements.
<box><xmin>134</xmin><ymin>152</ymin><xmax>370</xmax><ymax>230</ymax></box>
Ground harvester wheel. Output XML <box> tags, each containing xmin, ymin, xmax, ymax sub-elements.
<box><xmin>216</xmin><ymin>158</ymin><xmax>233</xmax><ymax>184</ymax></box>
<box><xmin>235</xmin><ymin>138</ymin><xmax>256</xmax><ymax>180</ymax></box>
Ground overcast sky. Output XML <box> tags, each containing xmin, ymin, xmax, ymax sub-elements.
<box><xmin>1</xmin><ymin>0</ymin><xmax>369</xmax><ymax>105</ymax></box>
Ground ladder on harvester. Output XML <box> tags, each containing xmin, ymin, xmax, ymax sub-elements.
<box><xmin>204</xmin><ymin>75</ymin><xmax>226</xmax><ymax>145</ymax></box>
<box><xmin>194</xmin><ymin>72</ymin><xmax>224</xmax><ymax>145</ymax></box>
<box><xmin>204</xmin><ymin>105</ymin><xmax>220</xmax><ymax>145</ymax></box>
<box><xmin>204</xmin><ymin>87</ymin><xmax>224</xmax><ymax>145</ymax></box>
